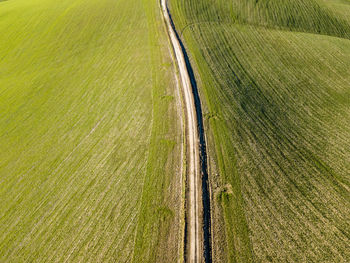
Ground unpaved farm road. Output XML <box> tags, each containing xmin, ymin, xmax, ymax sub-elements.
<box><xmin>161</xmin><ymin>1</ymin><xmax>211</xmax><ymax>262</ymax></box>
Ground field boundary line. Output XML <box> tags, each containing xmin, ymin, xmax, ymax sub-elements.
<box><xmin>160</xmin><ymin>0</ymin><xmax>212</xmax><ymax>262</ymax></box>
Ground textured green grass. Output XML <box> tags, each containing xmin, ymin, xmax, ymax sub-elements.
<box><xmin>169</xmin><ymin>0</ymin><xmax>350</xmax><ymax>262</ymax></box>
<box><xmin>0</xmin><ymin>0</ymin><xmax>183</xmax><ymax>262</ymax></box>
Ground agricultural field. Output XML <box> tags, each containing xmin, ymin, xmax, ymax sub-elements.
<box><xmin>0</xmin><ymin>0</ymin><xmax>184</xmax><ymax>262</ymax></box>
<box><xmin>169</xmin><ymin>0</ymin><xmax>350</xmax><ymax>262</ymax></box>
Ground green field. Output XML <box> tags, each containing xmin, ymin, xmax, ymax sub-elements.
<box><xmin>169</xmin><ymin>0</ymin><xmax>350</xmax><ymax>262</ymax></box>
<box><xmin>0</xmin><ymin>0</ymin><xmax>184</xmax><ymax>262</ymax></box>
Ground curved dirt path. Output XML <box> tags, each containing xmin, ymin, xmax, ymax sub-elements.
<box><xmin>161</xmin><ymin>1</ymin><xmax>203</xmax><ymax>262</ymax></box>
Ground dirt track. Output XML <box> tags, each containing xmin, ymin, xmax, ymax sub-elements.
<box><xmin>161</xmin><ymin>1</ymin><xmax>206</xmax><ymax>262</ymax></box>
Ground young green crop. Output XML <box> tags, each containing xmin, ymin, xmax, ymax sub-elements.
<box><xmin>169</xmin><ymin>0</ymin><xmax>350</xmax><ymax>262</ymax></box>
<box><xmin>0</xmin><ymin>0</ymin><xmax>183</xmax><ymax>262</ymax></box>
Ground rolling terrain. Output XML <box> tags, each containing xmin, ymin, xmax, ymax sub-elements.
<box><xmin>169</xmin><ymin>0</ymin><xmax>350</xmax><ymax>262</ymax></box>
<box><xmin>0</xmin><ymin>0</ymin><xmax>184</xmax><ymax>262</ymax></box>
<box><xmin>2</xmin><ymin>0</ymin><xmax>350</xmax><ymax>262</ymax></box>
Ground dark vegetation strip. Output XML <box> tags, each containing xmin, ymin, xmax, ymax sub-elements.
<box><xmin>165</xmin><ymin>2</ymin><xmax>212</xmax><ymax>262</ymax></box>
